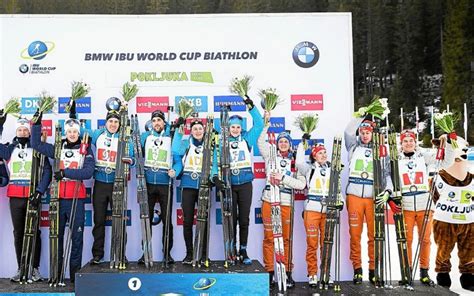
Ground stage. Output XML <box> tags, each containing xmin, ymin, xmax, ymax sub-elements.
<box><xmin>0</xmin><ymin>261</ymin><xmax>460</xmax><ymax>295</ymax></box>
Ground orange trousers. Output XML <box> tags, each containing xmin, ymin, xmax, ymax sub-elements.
<box><xmin>262</xmin><ymin>201</ymin><xmax>292</xmax><ymax>272</ymax></box>
<box><xmin>347</xmin><ymin>194</ymin><xmax>375</xmax><ymax>270</ymax></box>
<box><xmin>403</xmin><ymin>210</ymin><xmax>432</xmax><ymax>269</ymax></box>
<box><xmin>304</xmin><ymin>211</ymin><xmax>326</xmax><ymax>276</ymax></box>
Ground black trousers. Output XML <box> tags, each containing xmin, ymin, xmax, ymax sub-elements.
<box><xmin>91</xmin><ymin>180</ymin><xmax>114</xmax><ymax>258</ymax></box>
<box><xmin>181</xmin><ymin>188</ymin><xmax>209</xmax><ymax>257</ymax></box>
<box><xmin>231</xmin><ymin>182</ymin><xmax>253</xmax><ymax>247</ymax></box>
<box><xmin>9</xmin><ymin>197</ymin><xmax>41</xmax><ymax>269</ymax></box>
<box><xmin>147</xmin><ymin>183</ymin><xmax>173</xmax><ymax>253</ymax></box>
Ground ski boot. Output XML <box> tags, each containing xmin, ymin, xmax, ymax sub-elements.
<box><xmin>420</xmin><ymin>268</ymin><xmax>435</xmax><ymax>287</ymax></box>
<box><xmin>182</xmin><ymin>252</ymin><xmax>193</xmax><ymax>265</ymax></box>
<box><xmin>369</xmin><ymin>269</ymin><xmax>375</xmax><ymax>285</ymax></box>
<box><xmin>286</xmin><ymin>271</ymin><xmax>295</xmax><ymax>289</ymax></box>
<box><xmin>239</xmin><ymin>246</ymin><xmax>252</xmax><ymax>265</ymax></box>
<box><xmin>353</xmin><ymin>268</ymin><xmax>363</xmax><ymax>285</ymax></box>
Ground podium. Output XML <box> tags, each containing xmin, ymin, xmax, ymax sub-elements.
<box><xmin>75</xmin><ymin>260</ymin><xmax>269</xmax><ymax>295</ymax></box>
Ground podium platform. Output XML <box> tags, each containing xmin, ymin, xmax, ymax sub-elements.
<box><xmin>75</xmin><ymin>260</ymin><xmax>269</xmax><ymax>296</ymax></box>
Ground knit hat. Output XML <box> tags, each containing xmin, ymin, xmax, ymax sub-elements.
<box><xmin>151</xmin><ymin>110</ymin><xmax>165</xmax><ymax>121</ymax></box>
<box><xmin>106</xmin><ymin>110</ymin><xmax>120</xmax><ymax>121</ymax></box>
<box><xmin>400</xmin><ymin>130</ymin><xmax>416</xmax><ymax>142</ymax></box>
<box><xmin>276</xmin><ymin>131</ymin><xmax>292</xmax><ymax>144</ymax></box>
<box><xmin>311</xmin><ymin>144</ymin><xmax>326</xmax><ymax>156</ymax></box>
<box><xmin>64</xmin><ymin>118</ymin><xmax>81</xmax><ymax>134</ymax></box>
<box><xmin>15</xmin><ymin>117</ymin><xmax>31</xmax><ymax>133</ymax></box>
<box><xmin>359</xmin><ymin>120</ymin><xmax>375</xmax><ymax>133</ymax></box>
<box><xmin>229</xmin><ymin>115</ymin><xmax>243</xmax><ymax>127</ymax></box>
<box><xmin>190</xmin><ymin>118</ymin><xmax>204</xmax><ymax>129</ymax></box>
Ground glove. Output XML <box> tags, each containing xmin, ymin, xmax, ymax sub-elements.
<box><xmin>29</xmin><ymin>191</ymin><xmax>42</xmax><ymax>207</ymax></box>
<box><xmin>69</xmin><ymin>100</ymin><xmax>76</xmax><ymax>115</ymax></box>
<box><xmin>212</xmin><ymin>176</ymin><xmax>225</xmax><ymax>191</ymax></box>
<box><xmin>335</xmin><ymin>200</ymin><xmax>344</xmax><ymax>211</ymax></box>
<box><xmin>54</xmin><ymin>170</ymin><xmax>65</xmax><ymax>181</ymax></box>
<box><xmin>175</xmin><ymin>117</ymin><xmax>185</xmax><ymax>127</ymax></box>
<box><xmin>388</xmin><ymin>199</ymin><xmax>401</xmax><ymax>214</ymax></box>
<box><xmin>375</xmin><ymin>190</ymin><xmax>390</xmax><ymax>208</ymax></box>
<box><xmin>0</xmin><ymin>110</ymin><xmax>6</xmax><ymax>127</ymax></box>
<box><xmin>243</xmin><ymin>95</ymin><xmax>254</xmax><ymax>109</ymax></box>
<box><xmin>302</xmin><ymin>133</ymin><xmax>311</xmax><ymax>141</ymax></box>
<box><xmin>33</xmin><ymin>110</ymin><xmax>43</xmax><ymax>125</ymax></box>
<box><xmin>122</xmin><ymin>156</ymin><xmax>133</xmax><ymax>165</ymax></box>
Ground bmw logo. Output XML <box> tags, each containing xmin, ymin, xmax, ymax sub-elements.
<box><xmin>438</xmin><ymin>182</ymin><xmax>443</xmax><ymax>189</ymax></box>
<box><xmin>407</xmin><ymin>161</ymin><xmax>415</xmax><ymax>169</ymax></box>
<box><xmin>231</xmin><ymin>142</ymin><xmax>239</xmax><ymax>149</ymax></box>
<box><xmin>448</xmin><ymin>191</ymin><xmax>455</xmax><ymax>198</ymax></box>
<box><xmin>106</xmin><ymin>97</ymin><xmax>121</xmax><ymax>111</ymax></box>
<box><xmin>280</xmin><ymin>160</ymin><xmax>287</xmax><ymax>167</ymax></box>
<box><xmin>105</xmin><ymin>138</ymin><xmax>111</xmax><ymax>147</ymax></box>
<box><xmin>18</xmin><ymin>151</ymin><xmax>26</xmax><ymax>158</ymax></box>
<box><xmin>19</xmin><ymin>64</ymin><xmax>29</xmax><ymax>74</ymax></box>
<box><xmin>292</xmin><ymin>41</ymin><xmax>320</xmax><ymax>68</ymax></box>
<box><xmin>154</xmin><ymin>139</ymin><xmax>163</xmax><ymax>147</ymax></box>
<box><xmin>65</xmin><ymin>151</ymin><xmax>74</xmax><ymax>158</ymax></box>
<box><xmin>365</xmin><ymin>150</ymin><xmax>372</xmax><ymax>157</ymax></box>
<box><xmin>195</xmin><ymin>146</ymin><xmax>202</xmax><ymax>154</ymax></box>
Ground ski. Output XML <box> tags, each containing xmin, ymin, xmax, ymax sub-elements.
<box><xmin>163</xmin><ymin>106</ymin><xmax>175</xmax><ymax>268</ymax></box>
<box><xmin>217</xmin><ymin>105</ymin><xmax>236</xmax><ymax>267</ymax></box>
<box><xmin>388</xmin><ymin>126</ymin><xmax>413</xmax><ymax>289</ymax></box>
<box><xmin>131</xmin><ymin>114</ymin><xmax>153</xmax><ymax>268</ymax></box>
<box><xmin>319</xmin><ymin>136</ymin><xmax>343</xmax><ymax>291</ymax></box>
<box><xmin>373</xmin><ymin>125</ymin><xmax>387</xmax><ymax>288</ymax></box>
<box><xmin>49</xmin><ymin>123</ymin><xmax>62</xmax><ymax>286</ymax></box>
<box><xmin>19</xmin><ymin>131</ymin><xmax>47</xmax><ymax>284</ymax></box>
<box><xmin>192</xmin><ymin>116</ymin><xmax>214</xmax><ymax>268</ymax></box>
<box><xmin>110</xmin><ymin>110</ymin><xmax>131</xmax><ymax>270</ymax></box>
<box><xmin>58</xmin><ymin>132</ymin><xmax>89</xmax><ymax>286</ymax></box>
<box><xmin>268</xmin><ymin>132</ymin><xmax>287</xmax><ymax>293</ymax></box>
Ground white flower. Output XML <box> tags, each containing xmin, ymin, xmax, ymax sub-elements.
<box><xmin>379</xmin><ymin>98</ymin><xmax>389</xmax><ymax>109</ymax></box>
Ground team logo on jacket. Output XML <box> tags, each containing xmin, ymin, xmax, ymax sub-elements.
<box><xmin>292</xmin><ymin>41</ymin><xmax>320</xmax><ymax>68</ymax></box>
<box><xmin>364</xmin><ymin>149</ymin><xmax>372</xmax><ymax>157</ymax></box>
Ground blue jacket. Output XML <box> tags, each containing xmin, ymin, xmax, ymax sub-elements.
<box><xmin>225</xmin><ymin>106</ymin><xmax>264</xmax><ymax>185</ymax></box>
<box><xmin>0</xmin><ymin>158</ymin><xmax>8</xmax><ymax>187</ymax></box>
<box><xmin>172</xmin><ymin>130</ymin><xmax>218</xmax><ymax>190</ymax></box>
<box><xmin>140</xmin><ymin>123</ymin><xmax>172</xmax><ymax>185</ymax></box>
<box><xmin>84</xmin><ymin>127</ymin><xmax>135</xmax><ymax>184</ymax></box>
<box><xmin>31</xmin><ymin>125</ymin><xmax>95</xmax><ymax>181</ymax></box>
<box><xmin>0</xmin><ymin>136</ymin><xmax>52</xmax><ymax>194</ymax></box>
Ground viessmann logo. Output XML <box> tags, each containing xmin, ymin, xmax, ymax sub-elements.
<box><xmin>253</xmin><ymin>162</ymin><xmax>266</xmax><ymax>179</ymax></box>
<box><xmin>136</xmin><ymin>97</ymin><xmax>169</xmax><ymax>113</ymax></box>
<box><xmin>291</xmin><ymin>94</ymin><xmax>324</xmax><ymax>111</ymax></box>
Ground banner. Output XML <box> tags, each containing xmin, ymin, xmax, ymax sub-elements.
<box><xmin>0</xmin><ymin>13</ymin><xmax>354</xmax><ymax>281</ymax></box>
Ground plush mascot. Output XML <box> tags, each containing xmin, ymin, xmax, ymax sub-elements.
<box><xmin>432</xmin><ymin>135</ymin><xmax>473</xmax><ymax>291</ymax></box>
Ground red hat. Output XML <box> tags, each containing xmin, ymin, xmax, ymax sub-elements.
<box><xmin>359</xmin><ymin>120</ymin><xmax>375</xmax><ymax>133</ymax></box>
<box><xmin>311</xmin><ymin>144</ymin><xmax>326</xmax><ymax>156</ymax></box>
<box><xmin>400</xmin><ymin>130</ymin><xmax>416</xmax><ymax>142</ymax></box>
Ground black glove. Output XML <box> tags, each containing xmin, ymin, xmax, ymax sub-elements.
<box><xmin>33</xmin><ymin>110</ymin><xmax>43</xmax><ymax>125</ymax></box>
<box><xmin>302</xmin><ymin>133</ymin><xmax>311</xmax><ymax>141</ymax></box>
<box><xmin>243</xmin><ymin>95</ymin><xmax>254</xmax><ymax>109</ymax></box>
<box><xmin>69</xmin><ymin>100</ymin><xmax>76</xmax><ymax>114</ymax></box>
<box><xmin>0</xmin><ymin>109</ymin><xmax>6</xmax><ymax>127</ymax></box>
<box><xmin>212</xmin><ymin>176</ymin><xmax>225</xmax><ymax>191</ymax></box>
<box><xmin>54</xmin><ymin>170</ymin><xmax>65</xmax><ymax>181</ymax></box>
<box><xmin>29</xmin><ymin>191</ymin><xmax>42</xmax><ymax>207</ymax></box>
<box><xmin>176</xmin><ymin>117</ymin><xmax>185</xmax><ymax>127</ymax></box>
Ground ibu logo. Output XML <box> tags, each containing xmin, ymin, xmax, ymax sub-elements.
<box><xmin>214</xmin><ymin>96</ymin><xmax>246</xmax><ymax>112</ymax></box>
<box><xmin>175</xmin><ymin>96</ymin><xmax>208</xmax><ymax>113</ymax></box>
<box><xmin>21</xmin><ymin>40</ymin><xmax>55</xmax><ymax>60</ymax></box>
<box><xmin>58</xmin><ymin>97</ymin><xmax>91</xmax><ymax>113</ymax></box>
<box><xmin>254</xmin><ymin>207</ymin><xmax>263</xmax><ymax>224</ymax></box>
<box><xmin>97</xmin><ymin>119</ymin><xmax>106</xmax><ymax>130</ymax></box>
